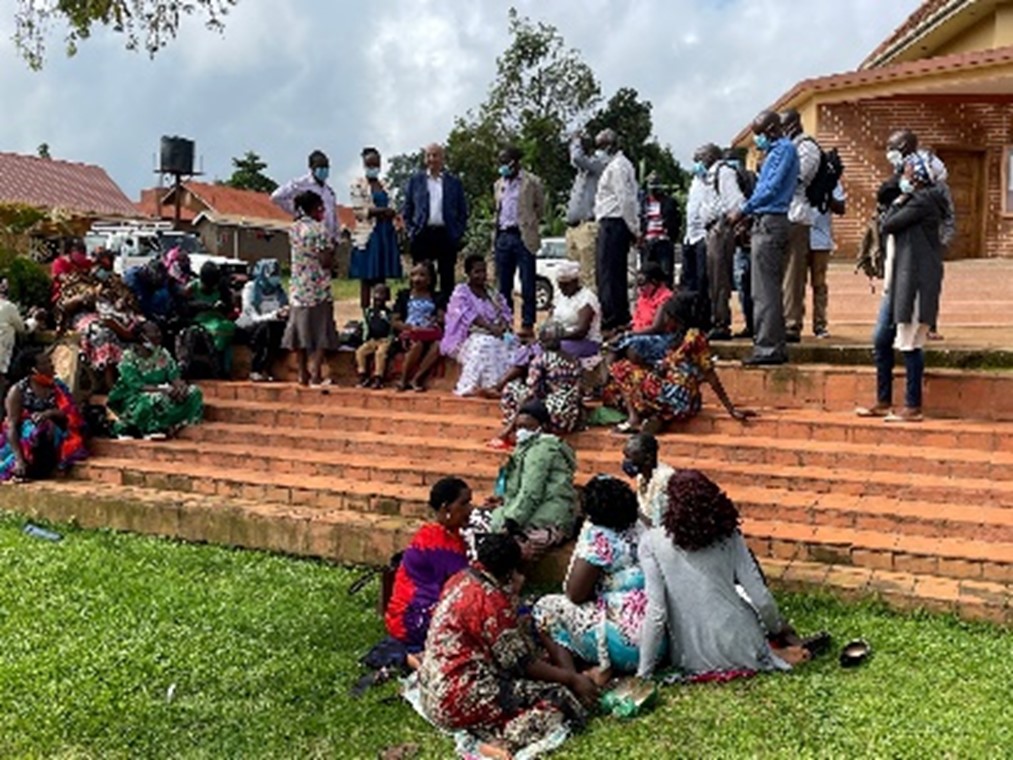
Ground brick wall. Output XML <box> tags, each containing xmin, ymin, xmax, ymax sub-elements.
<box><xmin>816</xmin><ymin>96</ymin><xmax>1013</xmax><ymax>259</ymax></box>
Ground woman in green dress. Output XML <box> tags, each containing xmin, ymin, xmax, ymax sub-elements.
<box><xmin>179</xmin><ymin>261</ymin><xmax>237</xmax><ymax>379</ymax></box>
<box><xmin>108</xmin><ymin>322</ymin><xmax>204</xmax><ymax>439</ymax></box>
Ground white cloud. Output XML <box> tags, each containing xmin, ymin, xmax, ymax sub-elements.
<box><xmin>0</xmin><ymin>0</ymin><xmax>920</xmax><ymax>200</ymax></box>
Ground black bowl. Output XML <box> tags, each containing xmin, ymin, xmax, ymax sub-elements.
<box><xmin>839</xmin><ymin>639</ymin><xmax>872</xmax><ymax>668</ymax></box>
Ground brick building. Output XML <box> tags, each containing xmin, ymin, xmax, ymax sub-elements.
<box><xmin>733</xmin><ymin>0</ymin><xmax>1013</xmax><ymax>260</ymax></box>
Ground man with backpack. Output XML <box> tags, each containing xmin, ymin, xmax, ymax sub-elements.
<box><xmin>703</xmin><ymin>143</ymin><xmax>748</xmax><ymax>340</ymax></box>
<box><xmin>780</xmin><ymin>109</ymin><xmax>822</xmax><ymax>343</ymax></box>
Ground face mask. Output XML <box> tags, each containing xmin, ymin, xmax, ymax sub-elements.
<box><xmin>142</xmin><ymin>339</ymin><xmax>157</xmax><ymax>351</ymax></box>
<box><xmin>498</xmin><ymin>164</ymin><xmax>513</xmax><ymax>178</ymax></box>
<box><xmin>692</xmin><ymin>160</ymin><xmax>707</xmax><ymax>178</ymax></box>
<box><xmin>886</xmin><ymin>149</ymin><xmax>904</xmax><ymax>169</ymax></box>
<box><xmin>365</xmin><ymin>167</ymin><xmax>381</xmax><ymax>180</ymax></box>
<box><xmin>899</xmin><ymin>178</ymin><xmax>915</xmax><ymax>195</ymax></box>
<box><xmin>594</xmin><ymin>149</ymin><xmax>609</xmax><ymax>161</ymax></box>
<box><xmin>94</xmin><ymin>268</ymin><xmax>112</xmax><ymax>281</ymax></box>
<box><xmin>621</xmin><ymin>460</ymin><xmax>639</xmax><ymax>478</ymax></box>
<box><xmin>312</xmin><ymin>166</ymin><xmax>329</xmax><ymax>182</ymax></box>
<box><xmin>515</xmin><ymin>427</ymin><xmax>539</xmax><ymax>445</ymax></box>
<box><xmin>267</xmin><ymin>275</ymin><xmax>282</xmax><ymax>289</ymax></box>
<box><xmin>32</xmin><ymin>370</ymin><xmax>55</xmax><ymax>387</ymax></box>
<box><xmin>753</xmin><ymin>133</ymin><xmax>771</xmax><ymax>152</ymax></box>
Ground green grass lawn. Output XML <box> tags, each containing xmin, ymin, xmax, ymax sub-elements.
<box><xmin>0</xmin><ymin>514</ymin><xmax>1009</xmax><ymax>759</ymax></box>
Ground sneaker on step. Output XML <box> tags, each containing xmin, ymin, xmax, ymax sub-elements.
<box><xmin>143</xmin><ymin>432</ymin><xmax>168</xmax><ymax>441</ymax></box>
<box><xmin>249</xmin><ymin>372</ymin><xmax>268</xmax><ymax>382</ymax></box>
<box><xmin>814</xmin><ymin>328</ymin><xmax>831</xmax><ymax>339</ymax></box>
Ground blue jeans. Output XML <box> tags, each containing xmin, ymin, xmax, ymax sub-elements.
<box><xmin>872</xmin><ymin>295</ymin><xmax>924</xmax><ymax>409</ymax></box>
<box><xmin>733</xmin><ymin>247</ymin><xmax>753</xmax><ymax>334</ymax></box>
<box><xmin>495</xmin><ymin>230</ymin><xmax>536</xmax><ymax>329</ymax></box>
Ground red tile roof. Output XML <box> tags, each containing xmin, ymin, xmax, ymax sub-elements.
<box><xmin>731</xmin><ymin>43</ymin><xmax>1013</xmax><ymax>145</ymax></box>
<box><xmin>861</xmin><ymin>0</ymin><xmax>971</xmax><ymax>69</ymax></box>
<box><xmin>0</xmin><ymin>152</ymin><xmax>138</xmax><ymax>217</ymax></box>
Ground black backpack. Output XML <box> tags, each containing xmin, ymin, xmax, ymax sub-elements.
<box><xmin>803</xmin><ymin>139</ymin><xmax>845</xmax><ymax>213</ymax></box>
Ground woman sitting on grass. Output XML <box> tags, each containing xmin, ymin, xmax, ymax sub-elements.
<box><xmin>637</xmin><ymin>469</ymin><xmax>809</xmax><ymax>679</ymax></box>
<box><xmin>440</xmin><ymin>254</ymin><xmax>514</xmax><ymax>397</ymax></box>
<box><xmin>107</xmin><ymin>322</ymin><xmax>203</xmax><ymax>441</ymax></box>
<box><xmin>0</xmin><ymin>349</ymin><xmax>87</xmax><ymax>482</ymax></box>
<box><xmin>385</xmin><ymin>477</ymin><xmax>473</xmax><ymax>657</ymax></box>
<box><xmin>419</xmin><ymin>533</ymin><xmax>597</xmax><ymax>760</ymax></box>
<box><xmin>534</xmin><ymin>475</ymin><xmax>661</xmax><ymax>686</ymax></box>
<box><xmin>606</xmin><ymin>291</ymin><xmax>750</xmax><ymax>435</ymax></box>
<box><xmin>393</xmin><ymin>262</ymin><xmax>444</xmax><ymax>393</ymax></box>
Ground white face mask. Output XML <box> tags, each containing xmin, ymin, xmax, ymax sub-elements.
<box><xmin>886</xmin><ymin>149</ymin><xmax>904</xmax><ymax>169</ymax></box>
<box><xmin>515</xmin><ymin>427</ymin><xmax>540</xmax><ymax>445</ymax></box>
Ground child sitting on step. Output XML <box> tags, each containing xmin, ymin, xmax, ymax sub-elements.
<box><xmin>355</xmin><ymin>283</ymin><xmax>394</xmax><ymax>389</ymax></box>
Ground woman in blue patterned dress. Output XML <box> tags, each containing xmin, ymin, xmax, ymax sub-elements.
<box><xmin>533</xmin><ymin>475</ymin><xmax>662</xmax><ymax>684</ymax></box>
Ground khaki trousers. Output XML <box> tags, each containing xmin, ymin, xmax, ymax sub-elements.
<box><xmin>355</xmin><ymin>338</ymin><xmax>392</xmax><ymax>376</ymax></box>
<box><xmin>566</xmin><ymin>221</ymin><xmax>598</xmax><ymax>290</ymax></box>
<box><xmin>783</xmin><ymin>223</ymin><xmax>811</xmax><ymax>335</ymax></box>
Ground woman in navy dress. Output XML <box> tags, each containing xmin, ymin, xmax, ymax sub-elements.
<box><xmin>349</xmin><ymin>147</ymin><xmax>403</xmax><ymax>308</ymax></box>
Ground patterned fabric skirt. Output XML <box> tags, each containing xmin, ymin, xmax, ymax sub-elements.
<box><xmin>0</xmin><ymin>418</ymin><xmax>86</xmax><ymax>481</ymax></box>
<box><xmin>500</xmin><ymin>379</ymin><xmax>580</xmax><ymax>433</ymax></box>
<box><xmin>110</xmin><ymin>386</ymin><xmax>204</xmax><ymax>437</ymax></box>
<box><xmin>533</xmin><ymin>589</ymin><xmax>655</xmax><ymax>673</ymax></box>
<box><xmin>605</xmin><ymin>359</ymin><xmax>702</xmax><ymax>423</ymax></box>
<box><xmin>452</xmin><ymin>333</ymin><xmax>512</xmax><ymax>396</ymax></box>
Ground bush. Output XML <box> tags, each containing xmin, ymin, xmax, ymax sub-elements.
<box><xmin>0</xmin><ymin>249</ymin><xmax>51</xmax><ymax>311</ymax></box>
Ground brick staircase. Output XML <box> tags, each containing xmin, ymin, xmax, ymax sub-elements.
<box><xmin>4</xmin><ymin>355</ymin><xmax>1012</xmax><ymax>625</ymax></box>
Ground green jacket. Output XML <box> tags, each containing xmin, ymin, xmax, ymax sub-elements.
<box><xmin>491</xmin><ymin>433</ymin><xmax>578</xmax><ymax>535</ymax></box>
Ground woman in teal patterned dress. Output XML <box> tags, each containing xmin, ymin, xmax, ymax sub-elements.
<box><xmin>108</xmin><ymin>322</ymin><xmax>203</xmax><ymax>439</ymax></box>
<box><xmin>533</xmin><ymin>475</ymin><xmax>662</xmax><ymax>683</ymax></box>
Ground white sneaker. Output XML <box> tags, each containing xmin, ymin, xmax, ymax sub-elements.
<box><xmin>143</xmin><ymin>432</ymin><xmax>168</xmax><ymax>441</ymax></box>
<box><xmin>815</xmin><ymin>328</ymin><xmax>831</xmax><ymax>339</ymax></box>
<box><xmin>249</xmin><ymin>372</ymin><xmax>267</xmax><ymax>382</ymax></box>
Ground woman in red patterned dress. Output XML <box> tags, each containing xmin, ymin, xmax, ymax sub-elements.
<box><xmin>418</xmin><ymin>534</ymin><xmax>597</xmax><ymax>758</ymax></box>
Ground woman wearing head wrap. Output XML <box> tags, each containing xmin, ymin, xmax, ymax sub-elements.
<box><xmin>163</xmin><ymin>246</ymin><xmax>194</xmax><ymax>289</ymax></box>
<box><xmin>857</xmin><ymin>154</ymin><xmax>947</xmax><ymax>423</ymax></box>
<box><xmin>236</xmin><ymin>259</ymin><xmax>289</xmax><ymax>381</ymax></box>
<box><xmin>548</xmin><ymin>260</ymin><xmax>602</xmax><ymax>359</ymax></box>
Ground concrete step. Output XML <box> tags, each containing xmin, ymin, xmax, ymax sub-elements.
<box><xmin>171</xmin><ymin>421</ymin><xmax>1013</xmax><ymax>483</ymax></box>
<box><xmin>6</xmin><ymin>478</ymin><xmax>1010</xmax><ymax>625</ymax></box>
<box><xmin>90</xmin><ymin>437</ymin><xmax>1013</xmax><ymax>512</ymax></box>
<box><xmin>72</xmin><ymin>457</ymin><xmax>1013</xmax><ymax>566</ymax></box>
<box><xmin>197</xmin><ymin>396</ymin><xmax>1013</xmax><ymax>454</ymax></box>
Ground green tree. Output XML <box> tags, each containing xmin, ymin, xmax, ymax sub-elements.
<box><xmin>14</xmin><ymin>0</ymin><xmax>236</xmax><ymax>70</ymax></box>
<box><xmin>383</xmin><ymin>149</ymin><xmax>425</xmax><ymax>209</ymax></box>
<box><xmin>446</xmin><ymin>8</ymin><xmax>601</xmax><ymax>243</ymax></box>
<box><xmin>223</xmin><ymin>151</ymin><xmax>277</xmax><ymax>194</ymax></box>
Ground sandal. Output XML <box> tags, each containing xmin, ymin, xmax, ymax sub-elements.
<box><xmin>614</xmin><ymin>421</ymin><xmax>638</xmax><ymax>435</ymax></box>
<box><xmin>884</xmin><ymin>408</ymin><xmax>923</xmax><ymax>423</ymax></box>
<box><xmin>855</xmin><ymin>405</ymin><xmax>890</xmax><ymax>418</ymax></box>
<box><xmin>487</xmin><ymin>437</ymin><xmax>514</xmax><ymax>451</ymax></box>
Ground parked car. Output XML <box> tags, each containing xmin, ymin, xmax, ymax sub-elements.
<box><xmin>514</xmin><ymin>237</ymin><xmax>567</xmax><ymax>311</ymax></box>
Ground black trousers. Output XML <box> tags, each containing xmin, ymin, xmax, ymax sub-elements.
<box><xmin>642</xmin><ymin>238</ymin><xmax>675</xmax><ymax>288</ymax></box>
<box><xmin>410</xmin><ymin>226</ymin><xmax>458</xmax><ymax>299</ymax></box>
<box><xmin>247</xmin><ymin>320</ymin><xmax>286</xmax><ymax>374</ymax></box>
<box><xmin>596</xmin><ymin>218</ymin><xmax>634</xmax><ymax>331</ymax></box>
<box><xmin>680</xmin><ymin>239</ymin><xmax>712</xmax><ymax>331</ymax></box>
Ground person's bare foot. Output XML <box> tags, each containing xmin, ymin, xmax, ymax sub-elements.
<box><xmin>777</xmin><ymin>645</ymin><xmax>811</xmax><ymax>667</ymax></box>
<box><xmin>406</xmin><ymin>653</ymin><xmax>421</xmax><ymax>671</ymax></box>
<box><xmin>583</xmin><ymin>665</ymin><xmax>612</xmax><ymax>688</ymax></box>
<box><xmin>477</xmin><ymin>742</ymin><xmax>513</xmax><ymax>760</ymax></box>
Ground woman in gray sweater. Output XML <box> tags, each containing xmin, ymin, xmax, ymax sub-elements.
<box><xmin>636</xmin><ymin>470</ymin><xmax>809</xmax><ymax>678</ymax></box>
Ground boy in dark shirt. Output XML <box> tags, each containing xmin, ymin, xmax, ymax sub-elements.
<box><xmin>355</xmin><ymin>283</ymin><xmax>393</xmax><ymax>388</ymax></box>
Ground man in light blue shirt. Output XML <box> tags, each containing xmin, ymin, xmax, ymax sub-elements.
<box><xmin>808</xmin><ymin>183</ymin><xmax>846</xmax><ymax>338</ymax></box>
<box><xmin>728</xmin><ymin>111</ymin><xmax>800</xmax><ymax>365</ymax></box>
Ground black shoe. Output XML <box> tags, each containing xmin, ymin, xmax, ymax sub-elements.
<box><xmin>742</xmin><ymin>354</ymin><xmax>788</xmax><ymax>366</ymax></box>
<box><xmin>732</xmin><ymin>329</ymin><xmax>754</xmax><ymax>340</ymax></box>
<box><xmin>785</xmin><ymin>332</ymin><xmax>801</xmax><ymax>344</ymax></box>
<box><xmin>707</xmin><ymin>328</ymin><xmax>732</xmax><ymax>341</ymax></box>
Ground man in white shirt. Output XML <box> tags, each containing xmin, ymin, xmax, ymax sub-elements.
<box><xmin>271</xmin><ymin>150</ymin><xmax>338</xmax><ymax>243</ymax></box>
<box><xmin>702</xmin><ymin>144</ymin><xmax>746</xmax><ymax>341</ymax></box>
<box><xmin>594</xmin><ymin>129</ymin><xmax>640</xmax><ymax>332</ymax></box>
<box><xmin>780</xmin><ymin>109</ymin><xmax>821</xmax><ymax>343</ymax></box>
<box><xmin>681</xmin><ymin>151</ymin><xmax>711</xmax><ymax>328</ymax></box>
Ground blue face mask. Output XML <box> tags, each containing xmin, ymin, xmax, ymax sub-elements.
<box><xmin>753</xmin><ymin>133</ymin><xmax>771</xmax><ymax>152</ymax></box>
<box><xmin>594</xmin><ymin>149</ymin><xmax>609</xmax><ymax>161</ymax></box>
<box><xmin>364</xmin><ymin>167</ymin><xmax>381</xmax><ymax>180</ymax></box>
<box><xmin>498</xmin><ymin>164</ymin><xmax>513</xmax><ymax>178</ymax></box>
<box><xmin>692</xmin><ymin>160</ymin><xmax>707</xmax><ymax>178</ymax></box>
<box><xmin>312</xmin><ymin>166</ymin><xmax>329</xmax><ymax>182</ymax></box>
<box><xmin>621</xmin><ymin>459</ymin><xmax>639</xmax><ymax>478</ymax></box>
<box><xmin>899</xmin><ymin>178</ymin><xmax>915</xmax><ymax>195</ymax></box>
<box><xmin>267</xmin><ymin>275</ymin><xmax>282</xmax><ymax>289</ymax></box>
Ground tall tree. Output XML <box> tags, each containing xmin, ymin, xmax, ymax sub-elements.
<box><xmin>383</xmin><ymin>149</ymin><xmax>425</xmax><ymax>209</ymax></box>
<box><xmin>14</xmin><ymin>0</ymin><xmax>235</xmax><ymax>70</ymax></box>
<box><xmin>446</xmin><ymin>8</ymin><xmax>601</xmax><ymax>243</ymax></box>
<box><xmin>223</xmin><ymin>151</ymin><xmax>277</xmax><ymax>193</ymax></box>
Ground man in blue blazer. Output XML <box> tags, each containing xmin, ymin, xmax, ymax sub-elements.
<box><xmin>402</xmin><ymin>143</ymin><xmax>468</xmax><ymax>298</ymax></box>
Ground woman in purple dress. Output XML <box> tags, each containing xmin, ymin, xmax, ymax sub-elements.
<box><xmin>440</xmin><ymin>254</ymin><xmax>515</xmax><ymax>397</ymax></box>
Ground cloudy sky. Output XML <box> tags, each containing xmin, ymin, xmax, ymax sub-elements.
<box><xmin>0</xmin><ymin>0</ymin><xmax>920</xmax><ymax>204</ymax></box>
